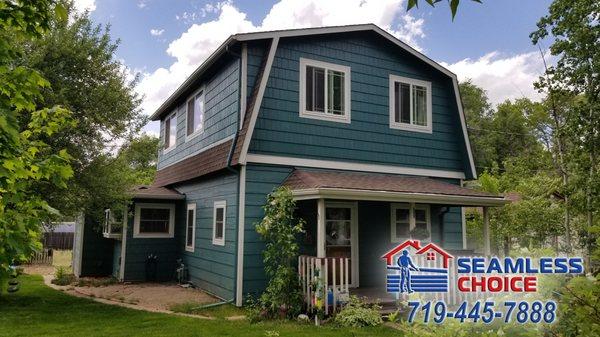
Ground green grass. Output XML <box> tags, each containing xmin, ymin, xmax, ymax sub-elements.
<box><xmin>169</xmin><ymin>302</ymin><xmax>246</xmax><ymax>319</ymax></box>
<box><xmin>0</xmin><ymin>275</ymin><xmax>400</xmax><ymax>337</ymax></box>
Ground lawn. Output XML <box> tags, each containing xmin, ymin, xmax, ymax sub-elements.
<box><xmin>0</xmin><ymin>275</ymin><xmax>400</xmax><ymax>337</ymax></box>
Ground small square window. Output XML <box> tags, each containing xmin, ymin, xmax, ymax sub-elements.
<box><xmin>133</xmin><ymin>203</ymin><xmax>175</xmax><ymax>238</ymax></box>
<box><xmin>427</xmin><ymin>252</ymin><xmax>436</xmax><ymax>260</ymax></box>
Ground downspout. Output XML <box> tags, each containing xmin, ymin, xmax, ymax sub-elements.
<box><xmin>438</xmin><ymin>206</ymin><xmax>450</xmax><ymax>247</ymax></box>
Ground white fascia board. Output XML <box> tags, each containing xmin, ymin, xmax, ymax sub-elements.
<box><xmin>291</xmin><ymin>188</ymin><xmax>509</xmax><ymax>207</ymax></box>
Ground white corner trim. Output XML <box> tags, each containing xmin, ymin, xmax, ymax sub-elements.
<box><xmin>388</xmin><ymin>74</ymin><xmax>432</xmax><ymax>134</ymax></box>
<box><xmin>119</xmin><ymin>208</ymin><xmax>128</xmax><ymax>281</ymax></box>
<box><xmin>245</xmin><ymin>153</ymin><xmax>466</xmax><ymax>179</ymax></box>
<box><xmin>212</xmin><ymin>200</ymin><xmax>227</xmax><ymax>246</ymax></box>
<box><xmin>452</xmin><ymin>78</ymin><xmax>477</xmax><ymax>178</ymax></box>
<box><xmin>185</xmin><ymin>203</ymin><xmax>197</xmax><ymax>252</ymax></box>
<box><xmin>299</xmin><ymin>58</ymin><xmax>351</xmax><ymax>124</ymax></box>
<box><xmin>240</xmin><ymin>43</ymin><xmax>247</xmax><ymax>130</ymax></box>
<box><xmin>235</xmin><ymin>165</ymin><xmax>246</xmax><ymax>306</ymax></box>
<box><xmin>239</xmin><ymin>37</ymin><xmax>280</xmax><ymax>164</ymax></box>
<box><xmin>133</xmin><ymin>203</ymin><xmax>176</xmax><ymax>238</ymax></box>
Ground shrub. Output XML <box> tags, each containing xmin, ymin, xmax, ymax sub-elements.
<box><xmin>51</xmin><ymin>266</ymin><xmax>75</xmax><ymax>286</ymax></box>
<box><xmin>334</xmin><ymin>296</ymin><xmax>382</xmax><ymax>328</ymax></box>
<box><xmin>254</xmin><ymin>187</ymin><xmax>305</xmax><ymax>319</ymax></box>
<box><xmin>548</xmin><ymin>275</ymin><xmax>600</xmax><ymax>337</ymax></box>
<box><xmin>76</xmin><ymin>277</ymin><xmax>117</xmax><ymax>287</ymax></box>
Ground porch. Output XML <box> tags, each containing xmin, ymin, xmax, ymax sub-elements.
<box><xmin>285</xmin><ymin>169</ymin><xmax>507</xmax><ymax>313</ymax></box>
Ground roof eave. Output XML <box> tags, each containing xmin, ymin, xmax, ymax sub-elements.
<box><xmin>290</xmin><ymin>188</ymin><xmax>509</xmax><ymax>207</ymax></box>
<box><xmin>133</xmin><ymin>194</ymin><xmax>185</xmax><ymax>200</ymax></box>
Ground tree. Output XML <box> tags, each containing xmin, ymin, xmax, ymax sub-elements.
<box><xmin>0</xmin><ymin>0</ymin><xmax>74</xmax><ymax>294</ymax></box>
<box><xmin>407</xmin><ymin>0</ymin><xmax>482</xmax><ymax>19</ymax></box>
<box><xmin>117</xmin><ymin>134</ymin><xmax>159</xmax><ymax>185</ymax></box>
<box><xmin>17</xmin><ymin>1</ymin><xmax>146</xmax><ymax>222</ymax></box>
<box><xmin>531</xmin><ymin>0</ymin><xmax>600</xmax><ymax>270</ymax></box>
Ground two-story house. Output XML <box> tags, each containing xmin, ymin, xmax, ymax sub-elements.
<box><xmin>73</xmin><ymin>24</ymin><xmax>507</xmax><ymax>307</ymax></box>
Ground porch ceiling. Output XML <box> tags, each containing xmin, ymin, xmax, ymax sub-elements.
<box><xmin>283</xmin><ymin>170</ymin><xmax>508</xmax><ymax>207</ymax></box>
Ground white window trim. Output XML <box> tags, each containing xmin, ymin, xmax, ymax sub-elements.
<box><xmin>299</xmin><ymin>57</ymin><xmax>351</xmax><ymax>124</ymax></box>
<box><xmin>390</xmin><ymin>203</ymin><xmax>431</xmax><ymax>243</ymax></box>
<box><xmin>185</xmin><ymin>203</ymin><xmax>196</xmax><ymax>252</ymax></box>
<box><xmin>212</xmin><ymin>200</ymin><xmax>226</xmax><ymax>246</ymax></box>
<box><xmin>102</xmin><ymin>209</ymin><xmax>123</xmax><ymax>239</ymax></box>
<box><xmin>185</xmin><ymin>87</ymin><xmax>206</xmax><ymax>142</ymax></box>
<box><xmin>163</xmin><ymin>111</ymin><xmax>177</xmax><ymax>154</ymax></box>
<box><xmin>389</xmin><ymin>74</ymin><xmax>433</xmax><ymax>133</ymax></box>
<box><xmin>133</xmin><ymin>203</ymin><xmax>175</xmax><ymax>238</ymax></box>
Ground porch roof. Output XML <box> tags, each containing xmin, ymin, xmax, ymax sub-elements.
<box><xmin>283</xmin><ymin>170</ymin><xmax>508</xmax><ymax>207</ymax></box>
<box><xmin>131</xmin><ymin>185</ymin><xmax>185</xmax><ymax>200</ymax></box>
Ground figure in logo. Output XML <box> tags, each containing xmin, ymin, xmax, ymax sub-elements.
<box><xmin>398</xmin><ymin>250</ymin><xmax>419</xmax><ymax>293</ymax></box>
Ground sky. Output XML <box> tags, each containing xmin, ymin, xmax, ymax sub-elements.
<box><xmin>73</xmin><ymin>0</ymin><xmax>555</xmax><ymax>136</ymax></box>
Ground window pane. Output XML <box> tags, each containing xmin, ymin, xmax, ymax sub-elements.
<box><xmin>214</xmin><ymin>207</ymin><xmax>224</xmax><ymax>240</ymax></box>
<box><xmin>415</xmin><ymin>208</ymin><xmax>427</xmax><ymax>222</ymax></box>
<box><xmin>395</xmin><ymin>208</ymin><xmax>409</xmax><ymax>222</ymax></box>
<box><xmin>193</xmin><ymin>93</ymin><xmax>204</xmax><ymax>133</ymax></box>
<box><xmin>327</xmin><ymin>70</ymin><xmax>344</xmax><ymax>115</ymax></box>
<box><xmin>306</xmin><ymin>66</ymin><xmax>326</xmax><ymax>112</ymax></box>
<box><xmin>326</xmin><ymin>207</ymin><xmax>351</xmax><ymax>221</ymax></box>
<box><xmin>413</xmin><ymin>85</ymin><xmax>427</xmax><ymax>126</ymax></box>
<box><xmin>326</xmin><ymin>220</ymin><xmax>351</xmax><ymax>246</ymax></box>
<box><xmin>215</xmin><ymin>221</ymin><xmax>223</xmax><ymax>239</ymax></box>
<box><xmin>186</xmin><ymin>209</ymin><xmax>194</xmax><ymax>246</ymax></box>
<box><xmin>139</xmin><ymin>208</ymin><xmax>170</xmax><ymax>233</ymax></box>
<box><xmin>400</xmin><ymin>83</ymin><xmax>410</xmax><ymax>123</ymax></box>
<box><xmin>396</xmin><ymin>222</ymin><xmax>410</xmax><ymax>237</ymax></box>
<box><xmin>415</xmin><ymin>222</ymin><xmax>428</xmax><ymax>233</ymax></box>
<box><xmin>164</xmin><ymin>118</ymin><xmax>170</xmax><ymax>149</ymax></box>
<box><xmin>187</xmin><ymin>99</ymin><xmax>194</xmax><ymax>135</ymax></box>
<box><xmin>169</xmin><ymin>115</ymin><xmax>176</xmax><ymax>148</ymax></box>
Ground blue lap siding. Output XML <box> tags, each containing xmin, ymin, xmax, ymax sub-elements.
<box><xmin>248</xmin><ymin>32</ymin><xmax>472</xmax><ymax>177</ymax></box>
<box><xmin>175</xmin><ymin>172</ymin><xmax>239</xmax><ymax>300</ymax></box>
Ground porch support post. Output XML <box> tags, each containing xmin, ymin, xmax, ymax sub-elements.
<box><xmin>483</xmin><ymin>206</ymin><xmax>491</xmax><ymax>256</ymax></box>
<box><xmin>317</xmin><ymin>198</ymin><xmax>326</xmax><ymax>258</ymax></box>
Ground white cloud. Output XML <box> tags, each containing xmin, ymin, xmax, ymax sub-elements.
<box><xmin>139</xmin><ymin>0</ymin><xmax>424</xmax><ymax>119</ymax></box>
<box><xmin>137</xmin><ymin>1</ymin><xmax>148</xmax><ymax>9</ymax></box>
<box><xmin>150</xmin><ymin>28</ymin><xmax>164</xmax><ymax>36</ymax></box>
<box><xmin>72</xmin><ymin>0</ymin><xmax>96</xmax><ymax>14</ymax></box>
<box><xmin>441</xmin><ymin>51</ymin><xmax>547</xmax><ymax>105</ymax></box>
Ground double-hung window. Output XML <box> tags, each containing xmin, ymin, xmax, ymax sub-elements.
<box><xmin>133</xmin><ymin>203</ymin><xmax>175</xmax><ymax>238</ymax></box>
<box><xmin>186</xmin><ymin>89</ymin><xmax>204</xmax><ymax>139</ymax></box>
<box><xmin>164</xmin><ymin>112</ymin><xmax>177</xmax><ymax>151</ymax></box>
<box><xmin>389</xmin><ymin>75</ymin><xmax>432</xmax><ymax>133</ymax></box>
<box><xmin>185</xmin><ymin>203</ymin><xmax>196</xmax><ymax>252</ymax></box>
<box><xmin>299</xmin><ymin>58</ymin><xmax>351</xmax><ymax>123</ymax></box>
<box><xmin>212</xmin><ymin>201</ymin><xmax>226</xmax><ymax>246</ymax></box>
<box><xmin>390</xmin><ymin>203</ymin><xmax>431</xmax><ymax>242</ymax></box>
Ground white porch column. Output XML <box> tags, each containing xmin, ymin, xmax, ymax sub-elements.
<box><xmin>317</xmin><ymin>198</ymin><xmax>326</xmax><ymax>258</ymax></box>
<box><xmin>483</xmin><ymin>206</ymin><xmax>491</xmax><ymax>256</ymax></box>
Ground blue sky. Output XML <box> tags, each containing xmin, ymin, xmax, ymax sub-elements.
<box><xmin>74</xmin><ymin>0</ymin><xmax>554</xmax><ymax>135</ymax></box>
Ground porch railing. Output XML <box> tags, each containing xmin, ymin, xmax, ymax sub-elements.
<box><xmin>298</xmin><ymin>255</ymin><xmax>350</xmax><ymax>315</ymax></box>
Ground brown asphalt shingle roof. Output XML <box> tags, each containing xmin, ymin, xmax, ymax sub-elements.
<box><xmin>283</xmin><ymin>170</ymin><xmax>502</xmax><ymax>199</ymax></box>
<box><xmin>132</xmin><ymin>185</ymin><xmax>184</xmax><ymax>200</ymax></box>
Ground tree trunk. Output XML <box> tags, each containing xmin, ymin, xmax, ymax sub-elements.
<box><xmin>503</xmin><ymin>235</ymin><xmax>510</xmax><ymax>257</ymax></box>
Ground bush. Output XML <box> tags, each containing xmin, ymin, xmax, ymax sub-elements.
<box><xmin>254</xmin><ymin>187</ymin><xmax>305</xmax><ymax>319</ymax></box>
<box><xmin>548</xmin><ymin>275</ymin><xmax>600</xmax><ymax>337</ymax></box>
<box><xmin>76</xmin><ymin>277</ymin><xmax>117</xmax><ymax>287</ymax></box>
<box><xmin>334</xmin><ymin>296</ymin><xmax>382</xmax><ymax>327</ymax></box>
<box><xmin>51</xmin><ymin>266</ymin><xmax>75</xmax><ymax>286</ymax></box>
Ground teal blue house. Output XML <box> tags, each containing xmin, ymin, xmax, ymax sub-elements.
<box><xmin>74</xmin><ymin>24</ymin><xmax>506</xmax><ymax>307</ymax></box>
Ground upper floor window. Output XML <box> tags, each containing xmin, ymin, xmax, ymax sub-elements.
<box><xmin>389</xmin><ymin>75</ymin><xmax>432</xmax><ymax>133</ymax></box>
<box><xmin>299</xmin><ymin>58</ymin><xmax>351</xmax><ymax>123</ymax></box>
<box><xmin>164</xmin><ymin>112</ymin><xmax>177</xmax><ymax>151</ymax></box>
<box><xmin>186</xmin><ymin>89</ymin><xmax>204</xmax><ymax>139</ymax></box>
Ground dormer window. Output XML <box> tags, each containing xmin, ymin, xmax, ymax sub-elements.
<box><xmin>299</xmin><ymin>58</ymin><xmax>351</xmax><ymax>123</ymax></box>
<box><xmin>186</xmin><ymin>89</ymin><xmax>204</xmax><ymax>139</ymax></box>
<box><xmin>164</xmin><ymin>112</ymin><xmax>177</xmax><ymax>151</ymax></box>
<box><xmin>389</xmin><ymin>75</ymin><xmax>432</xmax><ymax>133</ymax></box>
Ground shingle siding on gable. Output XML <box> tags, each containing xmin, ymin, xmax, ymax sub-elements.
<box><xmin>248</xmin><ymin>32</ymin><xmax>469</xmax><ymax>174</ymax></box>
<box><xmin>157</xmin><ymin>58</ymin><xmax>240</xmax><ymax>170</ymax></box>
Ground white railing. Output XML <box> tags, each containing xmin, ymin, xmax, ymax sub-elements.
<box><xmin>298</xmin><ymin>255</ymin><xmax>350</xmax><ymax>315</ymax></box>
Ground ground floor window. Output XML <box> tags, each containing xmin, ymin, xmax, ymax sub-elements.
<box><xmin>390</xmin><ymin>203</ymin><xmax>431</xmax><ymax>242</ymax></box>
<box><xmin>185</xmin><ymin>203</ymin><xmax>196</xmax><ymax>252</ymax></box>
<box><xmin>133</xmin><ymin>203</ymin><xmax>175</xmax><ymax>238</ymax></box>
<box><xmin>212</xmin><ymin>201</ymin><xmax>226</xmax><ymax>246</ymax></box>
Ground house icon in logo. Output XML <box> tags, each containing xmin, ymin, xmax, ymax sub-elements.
<box><xmin>381</xmin><ymin>240</ymin><xmax>453</xmax><ymax>293</ymax></box>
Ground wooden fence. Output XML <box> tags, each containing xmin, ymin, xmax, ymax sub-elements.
<box><xmin>28</xmin><ymin>248</ymin><xmax>54</xmax><ymax>265</ymax></box>
<box><xmin>42</xmin><ymin>232</ymin><xmax>74</xmax><ymax>250</ymax></box>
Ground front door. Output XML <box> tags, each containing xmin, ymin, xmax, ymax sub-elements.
<box><xmin>325</xmin><ymin>202</ymin><xmax>358</xmax><ymax>287</ymax></box>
